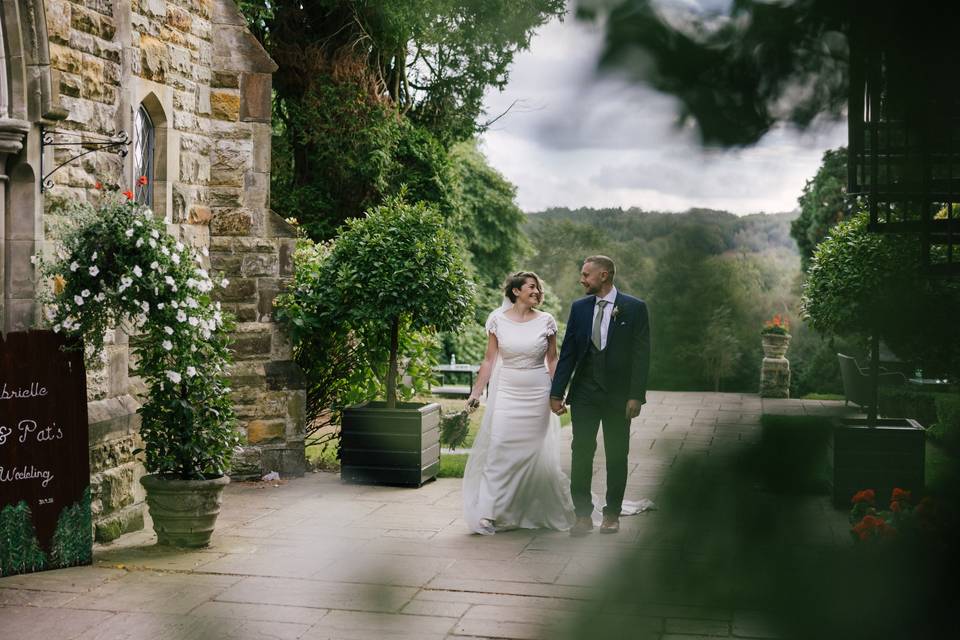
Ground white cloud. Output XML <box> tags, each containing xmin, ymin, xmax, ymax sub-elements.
<box><xmin>479</xmin><ymin>9</ymin><xmax>846</xmax><ymax>214</ymax></box>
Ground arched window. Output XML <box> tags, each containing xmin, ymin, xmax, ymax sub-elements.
<box><xmin>133</xmin><ymin>105</ymin><xmax>155</xmax><ymax>206</ymax></box>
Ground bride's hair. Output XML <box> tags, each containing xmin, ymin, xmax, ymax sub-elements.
<box><xmin>503</xmin><ymin>271</ymin><xmax>543</xmax><ymax>303</ymax></box>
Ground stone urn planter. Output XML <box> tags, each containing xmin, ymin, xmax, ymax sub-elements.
<box><xmin>341</xmin><ymin>401</ymin><xmax>441</xmax><ymax>487</ymax></box>
<box><xmin>140</xmin><ymin>475</ymin><xmax>230</xmax><ymax>547</ymax></box>
<box><xmin>828</xmin><ymin>418</ymin><xmax>925</xmax><ymax>508</ymax></box>
<box><xmin>761</xmin><ymin>332</ymin><xmax>791</xmax><ymax>358</ymax></box>
<box><xmin>760</xmin><ymin>332</ymin><xmax>792</xmax><ymax>398</ymax></box>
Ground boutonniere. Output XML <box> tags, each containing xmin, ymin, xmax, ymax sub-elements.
<box><xmin>611</xmin><ymin>305</ymin><xmax>620</xmax><ymax>319</ymax></box>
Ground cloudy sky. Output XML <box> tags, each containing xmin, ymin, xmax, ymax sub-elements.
<box><xmin>478</xmin><ymin>9</ymin><xmax>847</xmax><ymax>214</ymax></box>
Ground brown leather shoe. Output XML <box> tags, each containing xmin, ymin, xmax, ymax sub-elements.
<box><xmin>599</xmin><ymin>515</ymin><xmax>620</xmax><ymax>534</ymax></box>
<box><xmin>569</xmin><ymin>516</ymin><xmax>593</xmax><ymax>537</ymax></box>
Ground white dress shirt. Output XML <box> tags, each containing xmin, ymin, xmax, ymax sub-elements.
<box><xmin>595</xmin><ymin>286</ymin><xmax>618</xmax><ymax>351</ymax></box>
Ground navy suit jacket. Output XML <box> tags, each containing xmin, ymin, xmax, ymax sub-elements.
<box><xmin>550</xmin><ymin>292</ymin><xmax>650</xmax><ymax>405</ymax></box>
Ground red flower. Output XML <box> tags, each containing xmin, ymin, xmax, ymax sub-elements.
<box><xmin>891</xmin><ymin>487</ymin><xmax>911</xmax><ymax>503</ymax></box>
<box><xmin>852</xmin><ymin>489</ymin><xmax>876</xmax><ymax>505</ymax></box>
<box><xmin>94</xmin><ymin>181</ymin><xmax>103</xmax><ymax>190</ymax></box>
<box><xmin>137</xmin><ymin>175</ymin><xmax>148</xmax><ymax>186</ymax></box>
<box><xmin>890</xmin><ymin>500</ymin><xmax>902</xmax><ymax>513</ymax></box>
<box><xmin>122</xmin><ymin>190</ymin><xmax>134</xmax><ymax>200</ymax></box>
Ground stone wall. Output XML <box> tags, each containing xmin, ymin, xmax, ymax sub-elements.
<box><xmin>35</xmin><ymin>0</ymin><xmax>304</xmax><ymax>539</ymax></box>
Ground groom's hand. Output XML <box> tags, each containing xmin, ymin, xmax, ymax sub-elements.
<box><xmin>625</xmin><ymin>399</ymin><xmax>643</xmax><ymax>420</ymax></box>
<box><xmin>550</xmin><ymin>397</ymin><xmax>566</xmax><ymax>416</ymax></box>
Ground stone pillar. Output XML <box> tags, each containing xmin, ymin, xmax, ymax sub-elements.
<box><xmin>0</xmin><ymin>118</ymin><xmax>32</xmax><ymax>333</ymax></box>
<box><xmin>759</xmin><ymin>334</ymin><xmax>791</xmax><ymax>398</ymax></box>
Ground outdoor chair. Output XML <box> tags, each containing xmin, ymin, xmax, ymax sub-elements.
<box><xmin>837</xmin><ymin>353</ymin><xmax>908</xmax><ymax>408</ymax></box>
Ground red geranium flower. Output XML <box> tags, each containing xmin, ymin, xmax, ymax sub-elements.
<box><xmin>138</xmin><ymin>175</ymin><xmax>148</xmax><ymax>186</ymax></box>
<box><xmin>891</xmin><ymin>487</ymin><xmax>911</xmax><ymax>503</ymax></box>
<box><xmin>94</xmin><ymin>181</ymin><xmax>103</xmax><ymax>190</ymax></box>
<box><xmin>122</xmin><ymin>190</ymin><xmax>134</xmax><ymax>200</ymax></box>
<box><xmin>852</xmin><ymin>489</ymin><xmax>876</xmax><ymax>505</ymax></box>
<box><xmin>890</xmin><ymin>500</ymin><xmax>902</xmax><ymax>513</ymax></box>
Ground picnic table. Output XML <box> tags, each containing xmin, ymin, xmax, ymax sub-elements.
<box><xmin>431</xmin><ymin>363</ymin><xmax>480</xmax><ymax>397</ymax></box>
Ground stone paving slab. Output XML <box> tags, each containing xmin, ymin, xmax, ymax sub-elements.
<box><xmin>0</xmin><ymin>391</ymin><xmax>859</xmax><ymax>639</ymax></box>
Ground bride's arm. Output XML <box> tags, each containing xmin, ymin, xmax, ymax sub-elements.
<box><xmin>546</xmin><ymin>333</ymin><xmax>559</xmax><ymax>380</ymax></box>
<box><xmin>466</xmin><ymin>333</ymin><xmax>499</xmax><ymax>408</ymax></box>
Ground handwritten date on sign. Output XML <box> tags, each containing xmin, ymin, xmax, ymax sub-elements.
<box><xmin>0</xmin><ymin>420</ymin><xmax>65</xmax><ymax>446</ymax></box>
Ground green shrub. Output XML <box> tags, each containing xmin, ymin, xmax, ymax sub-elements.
<box><xmin>928</xmin><ymin>395</ymin><xmax>960</xmax><ymax>454</ymax></box>
<box><xmin>878</xmin><ymin>387</ymin><xmax>941</xmax><ymax>426</ymax></box>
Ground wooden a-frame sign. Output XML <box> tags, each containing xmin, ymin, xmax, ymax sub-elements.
<box><xmin>1</xmin><ymin>330</ymin><xmax>91</xmax><ymax>577</ymax></box>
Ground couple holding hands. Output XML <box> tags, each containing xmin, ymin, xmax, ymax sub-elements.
<box><xmin>462</xmin><ymin>255</ymin><xmax>652</xmax><ymax>537</ymax></box>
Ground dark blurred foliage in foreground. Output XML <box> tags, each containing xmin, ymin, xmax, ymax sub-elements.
<box><xmin>576</xmin><ymin>1</ymin><xmax>960</xmax><ymax>148</ymax></box>
<box><xmin>564</xmin><ymin>417</ymin><xmax>960</xmax><ymax>639</ymax></box>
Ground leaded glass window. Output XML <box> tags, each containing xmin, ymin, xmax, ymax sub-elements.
<box><xmin>133</xmin><ymin>105</ymin><xmax>155</xmax><ymax>206</ymax></box>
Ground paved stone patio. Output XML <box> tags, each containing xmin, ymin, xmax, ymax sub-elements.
<box><xmin>0</xmin><ymin>392</ymin><xmax>859</xmax><ymax>639</ymax></box>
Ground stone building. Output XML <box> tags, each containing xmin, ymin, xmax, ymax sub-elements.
<box><xmin>0</xmin><ymin>0</ymin><xmax>305</xmax><ymax>542</ymax></box>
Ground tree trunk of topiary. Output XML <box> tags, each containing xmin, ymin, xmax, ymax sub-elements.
<box><xmin>386</xmin><ymin>316</ymin><xmax>400</xmax><ymax>409</ymax></box>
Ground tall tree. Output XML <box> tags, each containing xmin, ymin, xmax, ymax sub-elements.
<box><xmin>242</xmin><ymin>0</ymin><xmax>566</xmax><ymax>238</ymax></box>
<box><xmin>791</xmin><ymin>147</ymin><xmax>851</xmax><ymax>269</ymax></box>
<box><xmin>450</xmin><ymin>140</ymin><xmax>530</xmax><ymax>288</ymax></box>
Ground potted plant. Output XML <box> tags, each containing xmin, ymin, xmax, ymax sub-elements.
<box><xmin>283</xmin><ymin>195</ymin><xmax>473</xmax><ymax>486</ymax></box>
<box><xmin>38</xmin><ymin>188</ymin><xmax>238</xmax><ymax>546</ymax></box>
<box><xmin>802</xmin><ymin>213</ymin><xmax>946</xmax><ymax>505</ymax></box>
<box><xmin>760</xmin><ymin>314</ymin><xmax>791</xmax><ymax>357</ymax></box>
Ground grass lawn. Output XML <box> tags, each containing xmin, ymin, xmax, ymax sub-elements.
<box><xmin>801</xmin><ymin>393</ymin><xmax>845</xmax><ymax>401</ymax></box>
<box><xmin>439</xmin><ymin>453</ymin><xmax>468</xmax><ymax>478</ymax></box>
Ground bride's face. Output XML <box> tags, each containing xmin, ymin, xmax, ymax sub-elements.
<box><xmin>513</xmin><ymin>278</ymin><xmax>542</xmax><ymax>307</ymax></box>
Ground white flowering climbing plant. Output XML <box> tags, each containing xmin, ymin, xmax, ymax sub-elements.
<box><xmin>37</xmin><ymin>192</ymin><xmax>239</xmax><ymax>479</ymax></box>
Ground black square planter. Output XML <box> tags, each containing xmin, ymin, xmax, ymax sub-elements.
<box><xmin>829</xmin><ymin>417</ymin><xmax>925</xmax><ymax>507</ymax></box>
<box><xmin>340</xmin><ymin>401</ymin><xmax>441</xmax><ymax>487</ymax></box>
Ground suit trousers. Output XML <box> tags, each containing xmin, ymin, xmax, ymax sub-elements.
<box><xmin>569</xmin><ymin>396</ymin><xmax>630</xmax><ymax>518</ymax></box>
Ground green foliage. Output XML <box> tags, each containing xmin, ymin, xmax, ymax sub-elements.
<box><xmin>450</xmin><ymin>140</ymin><xmax>531</xmax><ymax>287</ymax></box>
<box><xmin>51</xmin><ymin>488</ymin><xmax>92</xmax><ymax>569</ymax></box>
<box><xmin>791</xmin><ymin>147</ymin><xmax>851</xmax><ymax>270</ymax></box>
<box><xmin>38</xmin><ymin>194</ymin><xmax>238</xmax><ymax>479</ymax></box>
<box><xmin>276</xmin><ymin>239</ymin><xmax>438</xmax><ymax>442</ymax></box>
<box><xmin>687</xmin><ymin>305</ymin><xmax>742</xmax><ymax>392</ymax></box>
<box><xmin>524</xmin><ymin>207</ymin><xmax>806</xmax><ymax>392</ymax></box>
<box><xmin>0</xmin><ymin>502</ymin><xmax>47</xmax><ymax>576</ymax></box>
<box><xmin>248</xmin><ymin>0</ymin><xmax>565</xmax><ymax>238</ymax></box>
<box><xmin>278</xmin><ymin>196</ymin><xmax>474</xmax><ymax>408</ymax></box>
<box><xmin>802</xmin><ymin>212</ymin><xmax>960</xmax><ymax>378</ymax></box>
<box><xmin>272</xmin><ymin>69</ymin><xmax>404</xmax><ymax>239</ymax></box>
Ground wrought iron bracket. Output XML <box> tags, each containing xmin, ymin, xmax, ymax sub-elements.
<box><xmin>39</xmin><ymin>126</ymin><xmax>131</xmax><ymax>192</ymax></box>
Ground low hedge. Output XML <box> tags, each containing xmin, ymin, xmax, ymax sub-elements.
<box><xmin>928</xmin><ymin>395</ymin><xmax>960</xmax><ymax>455</ymax></box>
<box><xmin>878</xmin><ymin>387</ymin><xmax>941</xmax><ymax>427</ymax></box>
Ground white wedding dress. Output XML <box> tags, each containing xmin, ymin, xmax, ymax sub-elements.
<box><xmin>462</xmin><ymin>308</ymin><xmax>576</xmax><ymax>533</ymax></box>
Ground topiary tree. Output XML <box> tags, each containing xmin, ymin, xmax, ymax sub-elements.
<box><xmin>802</xmin><ymin>212</ymin><xmax>960</xmax><ymax>378</ymax></box>
<box><xmin>301</xmin><ymin>195</ymin><xmax>475</xmax><ymax>408</ymax></box>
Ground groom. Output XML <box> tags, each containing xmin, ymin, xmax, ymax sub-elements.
<box><xmin>550</xmin><ymin>255</ymin><xmax>650</xmax><ymax>536</ymax></box>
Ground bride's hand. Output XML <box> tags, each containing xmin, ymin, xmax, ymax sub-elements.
<box><xmin>465</xmin><ymin>396</ymin><xmax>480</xmax><ymax>413</ymax></box>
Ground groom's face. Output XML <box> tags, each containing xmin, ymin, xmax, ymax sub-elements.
<box><xmin>580</xmin><ymin>261</ymin><xmax>607</xmax><ymax>295</ymax></box>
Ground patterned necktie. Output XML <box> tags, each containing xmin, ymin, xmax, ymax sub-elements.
<box><xmin>592</xmin><ymin>300</ymin><xmax>609</xmax><ymax>350</ymax></box>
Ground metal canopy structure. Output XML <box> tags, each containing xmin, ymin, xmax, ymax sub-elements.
<box><xmin>847</xmin><ymin>17</ymin><xmax>960</xmax><ymax>277</ymax></box>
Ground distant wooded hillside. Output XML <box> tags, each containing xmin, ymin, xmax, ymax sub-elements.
<box><xmin>523</xmin><ymin>207</ymin><xmax>811</xmax><ymax>393</ymax></box>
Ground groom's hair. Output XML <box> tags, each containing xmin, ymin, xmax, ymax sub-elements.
<box><xmin>504</xmin><ymin>271</ymin><xmax>543</xmax><ymax>303</ymax></box>
<box><xmin>585</xmin><ymin>255</ymin><xmax>616</xmax><ymax>279</ymax></box>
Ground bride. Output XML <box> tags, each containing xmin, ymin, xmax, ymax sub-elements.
<box><xmin>462</xmin><ymin>271</ymin><xmax>576</xmax><ymax>535</ymax></box>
